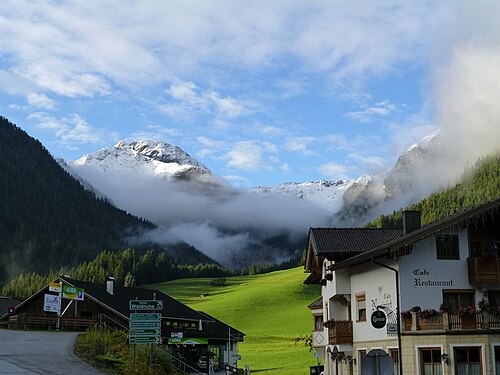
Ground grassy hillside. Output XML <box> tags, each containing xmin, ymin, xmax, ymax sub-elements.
<box><xmin>150</xmin><ymin>267</ymin><xmax>321</xmax><ymax>375</ymax></box>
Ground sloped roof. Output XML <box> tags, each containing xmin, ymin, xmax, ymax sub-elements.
<box><xmin>309</xmin><ymin>228</ymin><xmax>403</xmax><ymax>256</ymax></box>
<box><xmin>307</xmin><ymin>297</ymin><xmax>323</xmax><ymax>310</ymax></box>
<box><xmin>59</xmin><ymin>276</ymin><xmax>206</xmax><ymax>322</ymax></box>
<box><xmin>330</xmin><ymin>197</ymin><xmax>500</xmax><ymax>271</ymax></box>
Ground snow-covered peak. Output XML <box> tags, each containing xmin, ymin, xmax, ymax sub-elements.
<box><xmin>114</xmin><ymin>140</ymin><xmax>209</xmax><ymax>171</ymax></box>
<box><xmin>252</xmin><ymin>179</ymin><xmax>353</xmax><ymax>213</ymax></box>
<box><xmin>71</xmin><ymin>140</ymin><xmax>211</xmax><ymax>178</ymax></box>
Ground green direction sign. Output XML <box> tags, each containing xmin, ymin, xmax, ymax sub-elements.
<box><xmin>129</xmin><ymin>321</ymin><xmax>161</xmax><ymax>329</ymax></box>
<box><xmin>130</xmin><ymin>328</ymin><xmax>161</xmax><ymax>336</ymax></box>
<box><xmin>129</xmin><ymin>300</ymin><xmax>163</xmax><ymax>310</ymax></box>
<box><xmin>130</xmin><ymin>313</ymin><xmax>162</xmax><ymax>321</ymax></box>
<box><xmin>129</xmin><ymin>336</ymin><xmax>160</xmax><ymax>344</ymax></box>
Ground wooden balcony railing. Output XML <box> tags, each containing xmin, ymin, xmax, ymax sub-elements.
<box><xmin>324</xmin><ymin>320</ymin><xmax>353</xmax><ymax>345</ymax></box>
<box><xmin>402</xmin><ymin>311</ymin><xmax>500</xmax><ymax>332</ymax></box>
<box><xmin>468</xmin><ymin>256</ymin><xmax>500</xmax><ymax>284</ymax></box>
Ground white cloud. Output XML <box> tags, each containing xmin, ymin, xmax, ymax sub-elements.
<box><xmin>347</xmin><ymin>153</ymin><xmax>387</xmax><ymax>172</ymax></box>
<box><xmin>27</xmin><ymin>112</ymin><xmax>116</xmax><ymax>149</ymax></box>
<box><xmin>224</xmin><ymin>141</ymin><xmax>278</xmax><ymax>171</ymax></box>
<box><xmin>317</xmin><ymin>162</ymin><xmax>353</xmax><ymax>180</ymax></box>
<box><xmin>345</xmin><ymin>100</ymin><xmax>402</xmax><ymax>123</ymax></box>
<box><xmin>195</xmin><ymin>136</ymin><xmax>225</xmax><ymax>158</ymax></box>
<box><xmin>0</xmin><ymin>2</ymin><xmax>439</xmax><ymax>99</ymax></box>
<box><xmin>283</xmin><ymin>136</ymin><xmax>316</xmax><ymax>156</ymax></box>
<box><xmin>27</xmin><ymin>93</ymin><xmax>55</xmax><ymax>109</ymax></box>
<box><xmin>160</xmin><ymin>80</ymin><xmax>254</xmax><ymax>122</ymax></box>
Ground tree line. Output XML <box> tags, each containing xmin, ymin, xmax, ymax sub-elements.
<box><xmin>365</xmin><ymin>153</ymin><xmax>500</xmax><ymax>228</ymax></box>
<box><xmin>1</xmin><ymin>247</ymin><xmax>304</xmax><ymax>300</ymax></box>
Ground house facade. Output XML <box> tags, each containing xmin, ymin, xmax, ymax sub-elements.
<box><xmin>305</xmin><ymin>198</ymin><xmax>500</xmax><ymax>375</ymax></box>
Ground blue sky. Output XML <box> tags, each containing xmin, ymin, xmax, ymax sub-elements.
<box><xmin>1</xmin><ymin>1</ymin><xmax>499</xmax><ymax>187</ymax></box>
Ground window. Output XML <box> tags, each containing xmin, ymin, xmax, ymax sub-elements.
<box><xmin>454</xmin><ymin>347</ymin><xmax>481</xmax><ymax>375</ymax></box>
<box><xmin>494</xmin><ymin>346</ymin><xmax>500</xmax><ymax>375</ymax></box>
<box><xmin>358</xmin><ymin>350</ymin><xmax>366</xmax><ymax>375</ymax></box>
<box><xmin>356</xmin><ymin>293</ymin><xmax>366</xmax><ymax>322</ymax></box>
<box><xmin>389</xmin><ymin>349</ymin><xmax>399</xmax><ymax>375</ymax></box>
<box><xmin>420</xmin><ymin>348</ymin><xmax>442</xmax><ymax>375</ymax></box>
<box><xmin>436</xmin><ymin>234</ymin><xmax>459</xmax><ymax>260</ymax></box>
<box><xmin>443</xmin><ymin>290</ymin><xmax>475</xmax><ymax>312</ymax></box>
<box><xmin>314</xmin><ymin>315</ymin><xmax>323</xmax><ymax>331</ymax></box>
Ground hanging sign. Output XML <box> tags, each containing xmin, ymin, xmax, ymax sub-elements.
<box><xmin>62</xmin><ymin>285</ymin><xmax>85</xmax><ymax>301</ymax></box>
<box><xmin>371</xmin><ymin>310</ymin><xmax>387</xmax><ymax>329</ymax></box>
<box><xmin>49</xmin><ymin>282</ymin><xmax>62</xmax><ymax>293</ymax></box>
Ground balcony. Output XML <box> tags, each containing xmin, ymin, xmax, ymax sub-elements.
<box><xmin>324</xmin><ymin>320</ymin><xmax>353</xmax><ymax>345</ymax></box>
<box><xmin>402</xmin><ymin>311</ymin><xmax>500</xmax><ymax>332</ymax></box>
<box><xmin>468</xmin><ymin>256</ymin><xmax>500</xmax><ymax>284</ymax></box>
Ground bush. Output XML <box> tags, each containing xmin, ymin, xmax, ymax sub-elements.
<box><xmin>75</xmin><ymin>326</ymin><xmax>174</xmax><ymax>374</ymax></box>
<box><xmin>211</xmin><ymin>278</ymin><xmax>227</xmax><ymax>286</ymax></box>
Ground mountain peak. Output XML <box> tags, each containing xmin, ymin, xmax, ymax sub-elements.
<box><xmin>71</xmin><ymin>139</ymin><xmax>212</xmax><ymax>182</ymax></box>
<box><xmin>112</xmin><ymin>139</ymin><xmax>210</xmax><ymax>171</ymax></box>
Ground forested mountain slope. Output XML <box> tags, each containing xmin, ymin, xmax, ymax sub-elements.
<box><xmin>366</xmin><ymin>154</ymin><xmax>500</xmax><ymax>228</ymax></box>
<box><xmin>0</xmin><ymin>116</ymin><xmax>152</xmax><ymax>283</ymax></box>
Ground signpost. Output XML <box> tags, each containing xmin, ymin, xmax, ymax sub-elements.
<box><xmin>129</xmin><ymin>299</ymin><xmax>164</xmax><ymax>367</ymax></box>
<box><xmin>130</xmin><ymin>313</ymin><xmax>162</xmax><ymax>321</ymax></box>
<box><xmin>129</xmin><ymin>321</ymin><xmax>161</xmax><ymax>329</ymax></box>
<box><xmin>129</xmin><ymin>300</ymin><xmax>163</xmax><ymax>310</ymax></box>
<box><xmin>129</xmin><ymin>336</ymin><xmax>160</xmax><ymax>344</ymax></box>
<box><xmin>129</xmin><ymin>313</ymin><xmax>162</xmax><ymax>344</ymax></box>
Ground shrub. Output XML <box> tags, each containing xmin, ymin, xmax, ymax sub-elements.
<box><xmin>211</xmin><ymin>278</ymin><xmax>227</xmax><ymax>286</ymax></box>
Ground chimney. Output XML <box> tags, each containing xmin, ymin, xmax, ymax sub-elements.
<box><xmin>106</xmin><ymin>276</ymin><xmax>115</xmax><ymax>295</ymax></box>
<box><xmin>403</xmin><ymin>211</ymin><xmax>421</xmax><ymax>234</ymax></box>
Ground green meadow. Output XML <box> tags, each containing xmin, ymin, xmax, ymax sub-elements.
<box><xmin>151</xmin><ymin>266</ymin><xmax>321</xmax><ymax>375</ymax></box>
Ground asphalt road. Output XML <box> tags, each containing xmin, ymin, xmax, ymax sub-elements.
<box><xmin>0</xmin><ymin>329</ymin><xmax>104</xmax><ymax>375</ymax></box>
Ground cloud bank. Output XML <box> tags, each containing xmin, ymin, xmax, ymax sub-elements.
<box><xmin>71</xmin><ymin>166</ymin><xmax>333</xmax><ymax>266</ymax></box>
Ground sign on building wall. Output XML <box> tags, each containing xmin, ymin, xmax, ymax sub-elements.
<box><xmin>167</xmin><ymin>337</ymin><xmax>208</xmax><ymax>345</ymax></box>
<box><xmin>43</xmin><ymin>294</ymin><xmax>61</xmax><ymax>313</ymax></box>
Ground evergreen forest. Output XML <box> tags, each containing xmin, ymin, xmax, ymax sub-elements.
<box><xmin>365</xmin><ymin>153</ymin><xmax>500</xmax><ymax>228</ymax></box>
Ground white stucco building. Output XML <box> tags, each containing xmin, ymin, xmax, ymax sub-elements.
<box><xmin>305</xmin><ymin>198</ymin><xmax>500</xmax><ymax>375</ymax></box>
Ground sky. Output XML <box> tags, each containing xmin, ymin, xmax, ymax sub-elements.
<box><xmin>1</xmin><ymin>1</ymin><xmax>499</xmax><ymax>188</ymax></box>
